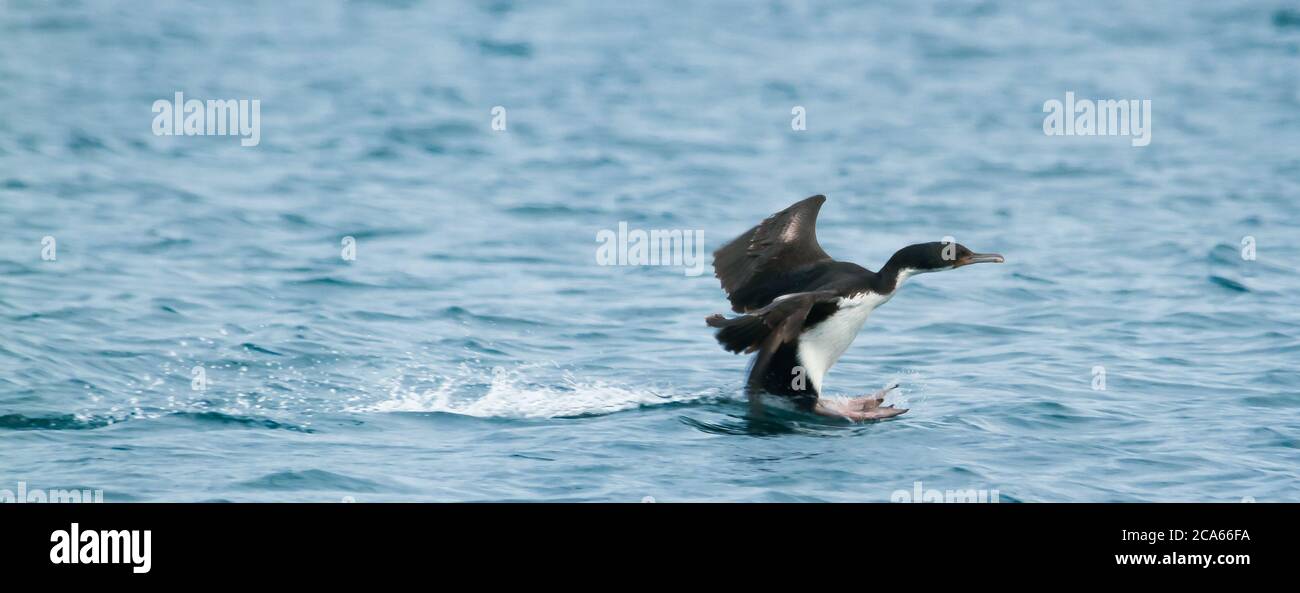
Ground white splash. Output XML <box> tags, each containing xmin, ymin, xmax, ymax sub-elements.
<box><xmin>353</xmin><ymin>363</ymin><xmax>700</xmax><ymax>419</ymax></box>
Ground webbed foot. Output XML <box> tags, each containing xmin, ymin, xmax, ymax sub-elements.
<box><xmin>813</xmin><ymin>382</ymin><xmax>908</xmax><ymax>422</ymax></box>
<box><xmin>850</xmin><ymin>381</ymin><xmax>900</xmax><ymax>412</ymax></box>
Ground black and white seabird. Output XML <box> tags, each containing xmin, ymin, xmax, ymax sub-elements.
<box><xmin>706</xmin><ymin>195</ymin><xmax>1004</xmax><ymax>421</ymax></box>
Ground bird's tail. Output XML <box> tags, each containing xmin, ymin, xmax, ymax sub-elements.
<box><xmin>705</xmin><ymin>313</ymin><xmax>770</xmax><ymax>354</ymax></box>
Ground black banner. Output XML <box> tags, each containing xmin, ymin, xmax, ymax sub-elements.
<box><xmin>0</xmin><ymin>503</ymin><xmax>1284</xmax><ymax>580</ymax></box>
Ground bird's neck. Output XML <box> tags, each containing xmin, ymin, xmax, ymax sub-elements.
<box><xmin>872</xmin><ymin>264</ymin><xmax>902</xmax><ymax>295</ymax></box>
<box><xmin>872</xmin><ymin>254</ymin><xmax>916</xmax><ymax>295</ymax></box>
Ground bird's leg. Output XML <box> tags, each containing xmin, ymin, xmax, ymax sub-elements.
<box><xmin>812</xmin><ymin>382</ymin><xmax>907</xmax><ymax>422</ymax></box>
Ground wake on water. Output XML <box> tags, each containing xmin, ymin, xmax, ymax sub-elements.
<box><xmin>342</xmin><ymin>355</ymin><xmax>963</xmax><ymax>421</ymax></box>
<box><xmin>353</xmin><ymin>359</ymin><xmax>951</xmax><ymax>421</ymax></box>
<box><xmin>353</xmin><ymin>363</ymin><xmax>716</xmax><ymax>419</ymax></box>
<box><xmin>43</xmin><ymin>353</ymin><xmax>935</xmax><ymax>427</ymax></box>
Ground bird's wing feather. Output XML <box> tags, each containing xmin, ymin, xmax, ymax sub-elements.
<box><xmin>712</xmin><ymin>195</ymin><xmax>834</xmax><ymax>313</ymax></box>
<box><xmin>706</xmin><ymin>290</ymin><xmax>838</xmax><ymax>355</ymax></box>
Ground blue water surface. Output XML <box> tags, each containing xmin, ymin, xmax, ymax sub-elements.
<box><xmin>1</xmin><ymin>0</ymin><xmax>1298</xmax><ymax>501</ymax></box>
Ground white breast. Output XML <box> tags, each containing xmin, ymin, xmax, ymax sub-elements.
<box><xmin>796</xmin><ymin>291</ymin><xmax>892</xmax><ymax>394</ymax></box>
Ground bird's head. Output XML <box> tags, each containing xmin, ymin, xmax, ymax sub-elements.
<box><xmin>886</xmin><ymin>241</ymin><xmax>1004</xmax><ymax>278</ymax></box>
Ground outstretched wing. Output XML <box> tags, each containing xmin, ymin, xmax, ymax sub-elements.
<box><xmin>712</xmin><ymin>195</ymin><xmax>834</xmax><ymax>313</ymax></box>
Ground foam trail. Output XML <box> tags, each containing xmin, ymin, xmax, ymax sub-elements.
<box><xmin>354</xmin><ymin>364</ymin><xmax>702</xmax><ymax>419</ymax></box>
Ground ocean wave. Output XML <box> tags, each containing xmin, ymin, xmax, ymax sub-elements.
<box><xmin>0</xmin><ymin>413</ymin><xmax>113</xmax><ymax>431</ymax></box>
<box><xmin>236</xmin><ymin>469</ymin><xmax>391</xmax><ymax>493</ymax></box>
<box><xmin>0</xmin><ymin>409</ymin><xmax>315</xmax><ymax>433</ymax></box>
